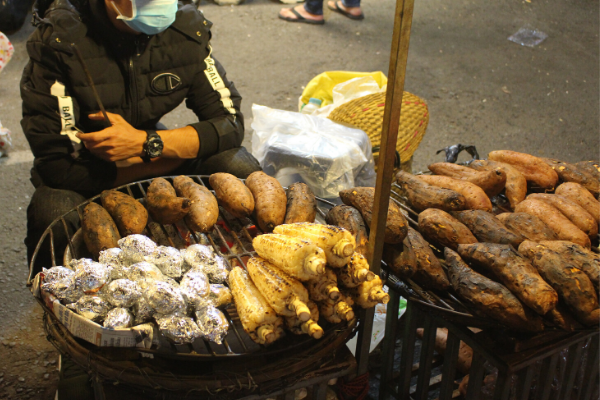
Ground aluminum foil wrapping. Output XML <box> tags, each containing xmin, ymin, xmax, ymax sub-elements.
<box><xmin>179</xmin><ymin>267</ymin><xmax>210</xmax><ymax>308</ymax></box>
<box><xmin>118</xmin><ymin>234</ymin><xmax>157</xmax><ymax>264</ymax></box>
<box><xmin>43</xmin><ymin>274</ymin><xmax>84</xmax><ymax>304</ymax></box>
<box><xmin>67</xmin><ymin>295</ymin><xmax>112</xmax><ymax>322</ymax></box>
<box><xmin>43</xmin><ymin>266</ymin><xmax>75</xmax><ymax>283</ymax></box>
<box><xmin>104</xmin><ymin>279</ymin><xmax>142</xmax><ymax>308</ymax></box>
<box><xmin>156</xmin><ymin>315</ymin><xmax>201</xmax><ymax>344</ymax></box>
<box><xmin>69</xmin><ymin>258</ymin><xmax>95</xmax><ymax>271</ymax></box>
<box><xmin>204</xmin><ymin>255</ymin><xmax>230</xmax><ymax>284</ymax></box>
<box><xmin>194</xmin><ymin>306</ymin><xmax>229</xmax><ymax>344</ymax></box>
<box><xmin>125</xmin><ymin>262</ymin><xmax>166</xmax><ymax>289</ymax></box>
<box><xmin>146</xmin><ymin>246</ymin><xmax>183</xmax><ymax>278</ymax></box>
<box><xmin>72</xmin><ymin>260</ymin><xmax>110</xmax><ymax>293</ymax></box>
<box><xmin>182</xmin><ymin>244</ymin><xmax>214</xmax><ymax>273</ymax></box>
<box><xmin>103</xmin><ymin>307</ymin><xmax>133</xmax><ymax>329</ymax></box>
<box><xmin>193</xmin><ymin>284</ymin><xmax>233</xmax><ymax>309</ymax></box>
<box><xmin>99</xmin><ymin>248</ymin><xmax>127</xmax><ymax>279</ymax></box>
<box><xmin>144</xmin><ymin>280</ymin><xmax>186</xmax><ymax>315</ymax></box>
<box><xmin>132</xmin><ymin>296</ymin><xmax>155</xmax><ymax>325</ymax></box>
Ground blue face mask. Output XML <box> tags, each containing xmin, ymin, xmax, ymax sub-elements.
<box><xmin>112</xmin><ymin>0</ymin><xmax>177</xmax><ymax>35</ymax></box>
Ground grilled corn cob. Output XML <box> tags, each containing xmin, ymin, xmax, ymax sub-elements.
<box><xmin>246</xmin><ymin>257</ymin><xmax>312</xmax><ymax>321</ymax></box>
<box><xmin>273</xmin><ymin>223</ymin><xmax>356</xmax><ymax>268</ymax></box>
<box><xmin>228</xmin><ymin>267</ymin><xmax>283</xmax><ymax>345</ymax></box>
<box><xmin>252</xmin><ymin>234</ymin><xmax>326</xmax><ymax>281</ymax></box>
<box><xmin>346</xmin><ymin>276</ymin><xmax>390</xmax><ymax>308</ymax></box>
<box><xmin>336</xmin><ymin>252</ymin><xmax>375</xmax><ymax>288</ymax></box>
<box><xmin>285</xmin><ymin>300</ymin><xmax>324</xmax><ymax>339</ymax></box>
<box><xmin>306</xmin><ymin>267</ymin><xmax>340</xmax><ymax>301</ymax></box>
<box><xmin>318</xmin><ymin>293</ymin><xmax>355</xmax><ymax>323</ymax></box>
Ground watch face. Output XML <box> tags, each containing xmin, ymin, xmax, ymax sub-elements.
<box><xmin>147</xmin><ymin>136</ymin><xmax>164</xmax><ymax>158</ymax></box>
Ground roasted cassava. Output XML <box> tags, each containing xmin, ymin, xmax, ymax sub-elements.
<box><xmin>335</xmin><ymin>252</ymin><xmax>375</xmax><ymax>288</ymax></box>
<box><xmin>542</xmin><ymin>158</ymin><xmax>600</xmax><ymax>196</ymax></box>
<box><xmin>284</xmin><ymin>182</ymin><xmax>317</xmax><ymax>224</ymax></box>
<box><xmin>406</xmin><ymin>227</ymin><xmax>451</xmax><ymax>291</ymax></box>
<box><xmin>418</xmin><ymin>208</ymin><xmax>478</xmax><ymax>251</ymax></box>
<box><xmin>496</xmin><ymin>212</ymin><xmax>558</xmax><ymax>242</ymax></box>
<box><xmin>417</xmin><ymin>175</ymin><xmax>493</xmax><ymax>212</ymax></box>
<box><xmin>555</xmin><ymin>182</ymin><xmax>600</xmax><ymax>223</ymax></box>
<box><xmin>452</xmin><ymin>210</ymin><xmax>525</xmax><ymax>248</ymax></box>
<box><xmin>395</xmin><ymin>171</ymin><xmax>467</xmax><ymax>212</ymax></box>
<box><xmin>100</xmin><ymin>190</ymin><xmax>147</xmax><ymax>236</ymax></box>
<box><xmin>146</xmin><ymin>178</ymin><xmax>191</xmax><ymax>224</ymax></box>
<box><xmin>427</xmin><ymin>163</ymin><xmax>507</xmax><ymax>198</ymax></box>
<box><xmin>245</xmin><ymin>171</ymin><xmax>287</xmax><ymax>232</ymax></box>
<box><xmin>325</xmin><ymin>205</ymin><xmax>370</xmax><ymax>256</ymax></box>
<box><xmin>209</xmin><ymin>173</ymin><xmax>255</xmax><ymax>218</ymax></box>
<box><xmin>339</xmin><ymin>187</ymin><xmax>408</xmax><ymax>244</ymax></box>
<box><xmin>173</xmin><ymin>175</ymin><xmax>219</xmax><ymax>233</ymax></box>
<box><xmin>488</xmin><ymin>150</ymin><xmax>559</xmax><ymax>189</ymax></box>
<box><xmin>527</xmin><ymin>193</ymin><xmax>597</xmax><ymax>237</ymax></box>
<box><xmin>445</xmin><ymin>248</ymin><xmax>544</xmax><ymax>332</ymax></box>
<box><xmin>470</xmin><ymin>160</ymin><xmax>527</xmax><ymax>209</ymax></box>
<box><xmin>82</xmin><ymin>202</ymin><xmax>121</xmax><ymax>259</ymax></box>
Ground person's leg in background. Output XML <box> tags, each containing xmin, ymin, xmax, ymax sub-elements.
<box><xmin>175</xmin><ymin>147</ymin><xmax>262</xmax><ymax>179</ymax></box>
<box><xmin>279</xmin><ymin>0</ymin><xmax>325</xmax><ymax>24</ymax></box>
<box><xmin>327</xmin><ymin>0</ymin><xmax>364</xmax><ymax>19</ymax></box>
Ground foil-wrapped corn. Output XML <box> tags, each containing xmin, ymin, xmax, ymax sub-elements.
<box><xmin>144</xmin><ymin>280</ymin><xmax>187</xmax><ymax>315</ymax></box>
<box><xmin>43</xmin><ymin>266</ymin><xmax>75</xmax><ymax>282</ymax></box>
<box><xmin>195</xmin><ymin>306</ymin><xmax>229</xmax><ymax>344</ymax></box>
<box><xmin>147</xmin><ymin>246</ymin><xmax>184</xmax><ymax>278</ymax></box>
<box><xmin>125</xmin><ymin>262</ymin><xmax>166</xmax><ymax>289</ymax></box>
<box><xmin>72</xmin><ymin>260</ymin><xmax>110</xmax><ymax>293</ymax></box>
<box><xmin>67</xmin><ymin>295</ymin><xmax>112</xmax><ymax>322</ymax></box>
<box><xmin>182</xmin><ymin>244</ymin><xmax>214</xmax><ymax>270</ymax></box>
<box><xmin>99</xmin><ymin>248</ymin><xmax>127</xmax><ymax>279</ymax></box>
<box><xmin>156</xmin><ymin>314</ymin><xmax>201</xmax><ymax>344</ymax></box>
<box><xmin>104</xmin><ymin>279</ymin><xmax>142</xmax><ymax>308</ymax></box>
<box><xmin>118</xmin><ymin>234</ymin><xmax>157</xmax><ymax>264</ymax></box>
<box><xmin>132</xmin><ymin>296</ymin><xmax>155</xmax><ymax>325</ymax></box>
<box><xmin>103</xmin><ymin>307</ymin><xmax>133</xmax><ymax>329</ymax></box>
<box><xmin>179</xmin><ymin>267</ymin><xmax>210</xmax><ymax>308</ymax></box>
<box><xmin>205</xmin><ymin>255</ymin><xmax>230</xmax><ymax>284</ymax></box>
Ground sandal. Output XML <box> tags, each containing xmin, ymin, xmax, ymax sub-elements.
<box><xmin>278</xmin><ymin>7</ymin><xmax>325</xmax><ymax>25</ymax></box>
<box><xmin>327</xmin><ymin>1</ymin><xmax>364</xmax><ymax>20</ymax></box>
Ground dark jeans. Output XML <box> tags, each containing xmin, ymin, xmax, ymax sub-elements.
<box><xmin>26</xmin><ymin>147</ymin><xmax>261</xmax><ymax>275</ymax></box>
<box><xmin>305</xmin><ymin>0</ymin><xmax>361</xmax><ymax>15</ymax></box>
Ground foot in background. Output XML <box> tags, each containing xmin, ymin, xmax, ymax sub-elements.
<box><xmin>327</xmin><ymin>0</ymin><xmax>364</xmax><ymax>20</ymax></box>
<box><xmin>279</xmin><ymin>4</ymin><xmax>324</xmax><ymax>24</ymax></box>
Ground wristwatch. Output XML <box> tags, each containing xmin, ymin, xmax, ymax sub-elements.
<box><xmin>142</xmin><ymin>130</ymin><xmax>164</xmax><ymax>163</ymax></box>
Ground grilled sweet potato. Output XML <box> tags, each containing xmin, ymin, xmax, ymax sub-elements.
<box><xmin>470</xmin><ymin>160</ymin><xmax>527</xmax><ymax>209</ymax></box>
<box><xmin>339</xmin><ymin>187</ymin><xmax>408</xmax><ymax>244</ymax></box>
<box><xmin>173</xmin><ymin>176</ymin><xmax>219</xmax><ymax>233</ymax></box>
<box><xmin>100</xmin><ymin>190</ymin><xmax>147</xmax><ymax>236</ymax></box>
<box><xmin>406</xmin><ymin>227</ymin><xmax>450</xmax><ymax>291</ymax></box>
<box><xmin>445</xmin><ymin>248</ymin><xmax>544</xmax><ymax>332</ymax></box>
<box><xmin>325</xmin><ymin>205</ymin><xmax>369</xmax><ymax>256</ymax></box>
<box><xmin>82</xmin><ymin>202</ymin><xmax>121</xmax><ymax>259</ymax></box>
<box><xmin>427</xmin><ymin>163</ymin><xmax>507</xmax><ymax>197</ymax></box>
<box><xmin>146</xmin><ymin>178</ymin><xmax>191</xmax><ymax>225</ymax></box>
<box><xmin>452</xmin><ymin>210</ymin><xmax>525</xmax><ymax>247</ymax></box>
<box><xmin>396</xmin><ymin>171</ymin><xmax>467</xmax><ymax>212</ymax></box>
<box><xmin>209</xmin><ymin>173</ymin><xmax>255</xmax><ymax>218</ymax></box>
<box><xmin>527</xmin><ymin>193</ymin><xmax>597</xmax><ymax>237</ymax></box>
<box><xmin>538</xmin><ymin>240</ymin><xmax>599</xmax><ymax>289</ymax></box>
<box><xmin>574</xmin><ymin>161</ymin><xmax>600</xmax><ymax>182</ymax></box>
<box><xmin>284</xmin><ymin>182</ymin><xmax>317</xmax><ymax>224</ymax></box>
<box><xmin>488</xmin><ymin>150</ymin><xmax>558</xmax><ymax>189</ymax></box>
<box><xmin>542</xmin><ymin>158</ymin><xmax>600</xmax><ymax>196</ymax></box>
<box><xmin>457</xmin><ymin>243</ymin><xmax>558</xmax><ymax>315</ymax></box>
<box><xmin>245</xmin><ymin>171</ymin><xmax>287</xmax><ymax>232</ymax></box>
<box><xmin>555</xmin><ymin>182</ymin><xmax>600</xmax><ymax>223</ymax></box>
<box><xmin>519</xmin><ymin>241</ymin><xmax>599</xmax><ymax>326</ymax></box>
<box><xmin>515</xmin><ymin>199</ymin><xmax>591</xmax><ymax>248</ymax></box>
<box><xmin>545</xmin><ymin>305</ymin><xmax>583</xmax><ymax>332</ymax></box>
<box><xmin>383</xmin><ymin>238</ymin><xmax>417</xmax><ymax>279</ymax></box>
<box><xmin>418</xmin><ymin>209</ymin><xmax>478</xmax><ymax>251</ymax></box>
<box><xmin>496</xmin><ymin>212</ymin><xmax>558</xmax><ymax>242</ymax></box>
<box><xmin>417</xmin><ymin>175</ymin><xmax>492</xmax><ymax>212</ymax></box>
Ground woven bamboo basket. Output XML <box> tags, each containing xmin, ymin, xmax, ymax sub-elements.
<box><xmin>329</xmin><ymin>91</ymin><xmax>428</xmax><ymax>174</ymax></box>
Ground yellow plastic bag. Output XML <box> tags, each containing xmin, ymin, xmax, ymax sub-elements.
<box><xmin>299</xmin><ymin>71</ymin><xmax>387</xmax><ymax>110</ymax></box>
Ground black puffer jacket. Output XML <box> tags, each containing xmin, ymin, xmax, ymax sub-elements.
<box><xmin>21</xmin><ymin>0</ymin><xmax>244</xmax><ymax>195</ymax></box>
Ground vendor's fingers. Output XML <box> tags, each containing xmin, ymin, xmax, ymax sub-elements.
<box><xmin>88</xmin><ymin>111</ymin><xmax>125</xmax><ymax>124</ymax></box>
<box><xmin>76</xmin><ymin>131</ymin><xmax>109</xmax><ymax>144</ymax></box>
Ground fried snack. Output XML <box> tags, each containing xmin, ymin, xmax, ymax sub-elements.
<box><xmin>418</xmin><ymin>208</ymin><xmax>478</xmax><ymax>251</ymax></box>
<box><xmin>335</xmin><ymin>252</ymin><xmax>375</xmax><ymax>288</ymax></box>
<box><xmin>146</xmin><ymin>178</ymin><xmax>191</xmax><ymax>225</ymax></box>
<box><xmin>574</xmin><ymin>161</ymin><xmax>600</xmax><ymax>181</ymax></box>
<box><xmin>325</xmin><ymin>205</ymin><xmax>370</xmax><ymax>256</ymax></box>
<box><xmin>405</xmin><ymin>227</ymin><xmax>450</xmax><ymax>291</ymax></box>
<box><xmin>339</xmin><ymin>187</ymin><xmax>408</xmax><ymax>244</ymax></box>
<box><xmin>100</xmin><ymin>190</ymin><xmax>147</xmax><ymax>236</ymax></box>
<box><xmin>488</xmin><ymin>150</ymin><xmax>558</xmax><ymax>189</ymax></box>
<box><xmin>470</xmin><ymin>160</ymin><xmax>527</xmax><ymax>209</ymax></box>
<box><xmin>173</xmin><ymin>176</ymin><xmax>219</xmax><ymax>233</ymax></box>
<box><xmin>555</xmin><ymin>182</ymin><xmax>600</xmax><ymax>223</ymax></box>
<box><xmin>457</xmin><ymin>243</ymin><xmax>558</xmax><ymax>315</ymax></box>
<box><xmin>496</xmin><ymin>212</ymin><xmax>558</xmax><ymax>242</ymax></box>
<box><xmin>538</xmin><ymin>240</ymin><xmax>599</xmax><ymax>288</ymax></box>
<box><xmin>452</xmin><ymin>210</ymin><xmax>525</xmax><ymax>247</ymax></box>
<box><xmin>427</xmin><ymin>163</ymin><xmax>507</xmax><ymax>198</ymax></box>
<box><xmin>515</xmin><ymin>198</ymin><xmax>591</xmax><ymax>248</ymax></box>
<box><xmin>445</xmin><ymin>248</ymin><xmax>544</xmax><ymax>332</ymax></box>
<box><xmin>417</xmin><ymin>175</ymin><xmax>492</xmax><ymax>212</ymax></box>
<box><xmin>245</xmin><ymin>171</ymin><xmax>287</xmax><ymax>232</ymax></box>
<box><xmin>519</xmin><ymin>241</ymin><xmax>599</xmax><ymax>326</ymax></box>
<box><xmin>209</xmin><ymin>172</ymin><xmax>255</xmax><ymax>218</ymax></box>
<box><xmin>383</xmin><ymin>238</ymin><xmax>417</xmax><ymax>279</ymax></box>
<box><xmin>395</xmin><ymin>171</ymin><xmax>467</xmax><ymax>212</ymax></box>
<box><xmin>527</xmin><ymin>193</ymin><xmax>597</xmax><ymax>237</ymax></box>
<box><xmin>284</xmin><ymin>182</ymin><xmax>317</xmax><ymax>224</ymax></box>
<box><xmin>542</xmin><ymin>158</ymin><xmax>600</xmax><ymax>196</ymax></box>
<box><xmin>82</xmin><ymin>202</ymin><xmax>121</xmax><ymax>259</ymax></box>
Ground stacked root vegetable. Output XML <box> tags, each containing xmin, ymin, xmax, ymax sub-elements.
<box><xmin>38</xmin><ymin>171</ymin><xmax>390</xmax><ymax>348</ymax></box>
<box><xmin>389</xmin><ymin>151</ymin><xmax>599</xmax><ymax>332</ymax></box>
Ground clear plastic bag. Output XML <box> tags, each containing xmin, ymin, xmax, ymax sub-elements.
<box><xmin>251</xmin><ymin>104</ymin><xmax>376</xmax><ymax>199</ymax></box>
<box><xmin>0</xmin><ymin>120</ymin><xmax>12</xmax><ymax>157</ymax></box>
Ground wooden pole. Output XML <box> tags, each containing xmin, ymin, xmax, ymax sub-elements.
<box><xmin>355</xmin><ymin>0</ymin><xmax>416</xmax><ymax>376</ymax></box>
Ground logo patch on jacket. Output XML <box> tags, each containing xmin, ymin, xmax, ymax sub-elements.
<box><xmin>151</xmin><ymin>73</ymin><xmax>182</xmax><ymax>94</ymax></box>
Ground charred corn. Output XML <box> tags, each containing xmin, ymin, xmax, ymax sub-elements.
<box><xmin>252</xmin><ymin>233</ymin><xmax>326</xmax><ymax>281</ymax></box>
<box><xmin>285</xmin><ymin>301</ymin><xmax>324</xmax><ymax>339</ymax></box>
<box><xmin>274</xmin><ymin>223</ymin><xmax>356</xmax><ymax>268</ymax></box>
<box><xmin>306</xmin><ymin>267</ymin><xmax>340</xmax><ymax>301</ymax></box>
<box><xmin>229</xmin><ymin>267</ymin><xmax>283</xmax><ymax>345</ymax></box>
<box><xmin>246</xmin><ymin>257</ymin><xmax>312</xmax><ymax>321</ymax></box>
<box><xmin>336</xmin><ymin>252</ymin><xmax>375</xmax><ymax>288</ymax></box>
<box><xmin>318</xmin><ymin>293</ymin><xmax>355</xmax><ymax>323</ymax></box>
<box><xmin>346</xmin><ymin>275</ymin><xmax>390</xmax><ymax>308</ymax></box>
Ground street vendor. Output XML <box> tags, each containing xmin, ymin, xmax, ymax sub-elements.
<box><xmin>21</xmin><ymin>0</ymin><xmax>261</xmax><ymax>272</ymax></box>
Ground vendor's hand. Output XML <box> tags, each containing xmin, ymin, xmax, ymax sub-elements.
<box><xmin>77</xmin><ymin>112</ymin><xmax>146</xmax><ymax>162</ymax></box>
